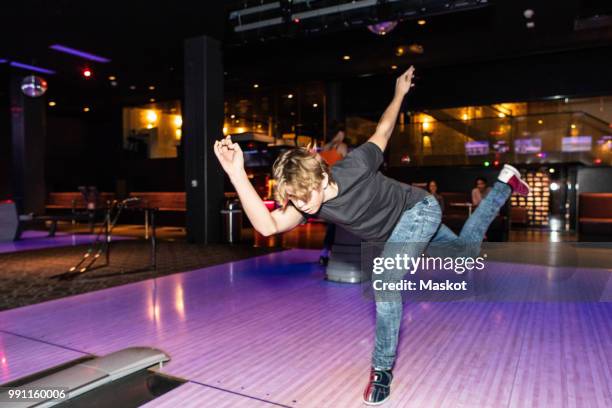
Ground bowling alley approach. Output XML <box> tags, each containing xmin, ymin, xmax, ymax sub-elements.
<box><xmin>1</xmin><ymin>1</ymin><xmax>611</xmax><ymax>407</ymax></box>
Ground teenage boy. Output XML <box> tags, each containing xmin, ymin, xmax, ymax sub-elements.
<box><xmin>214</xmin><ymin>67</ymin><xmax>529</xmax><ymax>405</ymax></box>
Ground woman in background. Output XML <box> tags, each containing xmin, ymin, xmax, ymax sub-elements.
<box><xmin>427</xmin><ymin>180</ymin><xmax>444</xmax><ymax>213</ymax></box>
<box><xmin>472</xmin><ymin>176</ymin><xmax>491</xmax><ymax>207</ymax></box>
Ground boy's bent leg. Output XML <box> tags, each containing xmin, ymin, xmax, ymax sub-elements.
<box><xmin>428</xmin><ymin>223</ymin><xmax>465</xmax><ymax>258</ymax></box>
<box><xmin>459</xmin><ymin>164</ymin><xmax>529</xmax><ymax>246</ymax></box>
<box><xmin>459</xmin><ymin>181</ymin><xmax>510</xmax><ymax>245</ymax></box>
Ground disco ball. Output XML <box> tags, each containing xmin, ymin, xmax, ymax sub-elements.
<box><xmin>367</xmin><ymin>21</ymin><xmax>398</xmax><ymax>36</ymax></box>
<box><xmin>20</xmin><ymin>75</ymin><xmax>48</xmax><ymax>98</ymax></box>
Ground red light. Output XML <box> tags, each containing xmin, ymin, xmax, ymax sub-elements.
<box><xmin>594</xmin><ymin>158</ymin><xmax>602</xmax><ymax>165</ymax></box>
<box><xmin>83</xmin><ymin>69</ymin><xmax>92</xmax><ymax>78</ymax></box>
<box><xmin>493</xmin><ymin>160</ymin><xmax>500</xmax><ymax>167</ymax></box>
<box><xmin>293</xmin><ymin>18</ymin><xmax>300</xmax><ymax>23</ymax></box>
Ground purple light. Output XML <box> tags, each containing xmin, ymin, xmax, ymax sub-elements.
<box><xmin>9</xmin><ymin>61</ymin><xmax>56</xmax><ymax>75</ymax></box>
<box><xmin>367</xmin><ymin>21</ymin><xmax>399</xmax><ymax>36</ymax></box>
<box><xmin>49</xmin><ymin>44</ymin><xmax>111</xmax><ymax>63</ymax></box>
<box><xmin>0</xmin><ymin>59</ymin><xmax>7</xmax><ymax>64</ymax></box>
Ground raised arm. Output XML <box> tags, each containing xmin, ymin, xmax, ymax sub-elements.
<box><xmin>368</xmin><ymin>66</ymin><xmax>415</xmax><ymax>152</ymax></box>
<box><xmin>214</xmin><ymin>136</ymin><xmax>303</xmax><ymax>236</ymax></box>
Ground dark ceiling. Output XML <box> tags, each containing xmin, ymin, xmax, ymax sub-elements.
<box><xmin>0</xmin><ymin>1</ymin><xmax>226</xmax><ymax>112</ymax></box>
<box><xmin>1</xmin><ymin>0</ymin><xmax>612</xmax><ymax>114</ymax></box>
<box><xmin>224</xmin><ymin>0</ymin><xmax>612</xmax><ymax>84</ymax></box>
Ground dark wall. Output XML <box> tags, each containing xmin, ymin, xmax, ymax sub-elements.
<box><xmin>0</xmin><ymin>67</ymin><xmax>10</xmax><ymax>200</ymax></box>
<box><xmin>45</xmin><ymin>113</ymin><xmax>185</xmax><ymax>194</ymax></box>
<box><xmin>46</xmin><ymin>111</ymin><xmax>121</xmax><ymax>192</ymax></box>
<box><xmin>577</xmin><ymin>167</ymin><xmax>612</xmax><ymax>193</ymax></box>
<box><xmin>117</xmin><ymin>158</ymin><xmax>184</xmax><ymax>193</ymax></box>
<box><xmin>10</xmin><ymin>75</ymin><xmax>47</xmax><ymax>214</ymax></box>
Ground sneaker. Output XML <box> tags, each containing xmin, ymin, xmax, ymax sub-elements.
<box><xmin>363</xmin><ymin>368</ymin><xmax>393</xmax><ymax>406</ymax></box>
<box><xmin>319</xmin><ymin>255</ymin><xmax>329</xmax><ymax>266</ymax></box>
<box><xmin>498</xmin><ymin>164</ymin><xmax>530</xmax><ymax>196</ymax></box>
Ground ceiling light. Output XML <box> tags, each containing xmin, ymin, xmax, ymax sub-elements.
<box><xmin>49</xmin><ymin>44</ymin><xmax>111</xmax><ymax>63</ymax></box>
<box><xmin>10</xmin><ymin>61</ymin><xmax>56</xmax><ymax>75</ymax></box>
<box><xmin>408</xmin><ymin>44</ymin><xmax>424</xmax><ymax>54</ymax></box>
<box><xmin>367</xmin><ymin>21</ymin><xmax>399</xmax><ymax>36</ymax></box>
<box><xmin>146</xmin><ymin>111</ymin><xmax>158</xmax><ymax>123</ymax></box>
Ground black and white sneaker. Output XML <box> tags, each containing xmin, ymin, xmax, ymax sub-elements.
<box><xmin>363</xmin><ymin>368</ymin><xmax>393</xmax><ymax>406</ymax></box>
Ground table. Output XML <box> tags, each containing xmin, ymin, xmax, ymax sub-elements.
<box><xmin>450</xmin><ymin>202</ymin><xmax>473</xmax><ymax>216</ymax></box>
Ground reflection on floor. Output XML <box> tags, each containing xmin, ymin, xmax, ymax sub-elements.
<box><xmin>0</xmin><ymin>249</ymin><xmax>610</xmax><ymax>407</ymax></box>
<box><xmin>0</xmin><ymin>230</ymin><xmax>133</xmax><ymax>255</ymax></box>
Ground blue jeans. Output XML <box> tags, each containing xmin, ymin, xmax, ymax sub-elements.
<box><xmin>372</xmin><ymin>182</ymin><xmax>511</xmax><ymax>369</ymax></box>
<box><xmin>429</xmin><ymin>181</ymin><xmax>511</xmax><ymax>257</ymax></box>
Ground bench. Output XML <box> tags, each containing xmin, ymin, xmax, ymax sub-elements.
<box><xmin>510</xmin><ymin>207</ymin><xmax>529</xmax><ymax>225</ymax></box>
<box><xmin>128</xmin><ymin>192</ymin><xmax>186</xmax><ymax>211</ymax></box>
<box><xmin>46</xmin><ymin>192</ymin><xmax>116</xmax><ymax>211</ymax></box>
<box><xmin>579</xmin><ymin>193</ymin><xmax>612</xmax><ymax>240</ymax></box>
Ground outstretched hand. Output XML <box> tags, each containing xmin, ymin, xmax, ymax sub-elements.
<box><xmin>395</xmin><ymin>66</ymin><xmax>415</xmax><ymax>96</ymax></box>
<box><xmin>214</xmin><ymin>135</ymin><xmax>244</xmax><ymax>178</ymax></box>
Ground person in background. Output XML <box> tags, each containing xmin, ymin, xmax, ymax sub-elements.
<box><xmin>427</xmin><ymin>180</ymin><xmax>444</xmax><ymax>213</ymax></box>
<box><xmin>472</xmin><ymin>177</ymin><xmax>491</xmax><ymax>207</ymax></box>
<box><xmin>319</xmin><ymin>124</ymin><xmax>348</xmax><ymax>165</ymax></box>
<box><xmin>318</xmin><ymin>124</ymin><xmax>348</xmax><ymax>265</ymax></box>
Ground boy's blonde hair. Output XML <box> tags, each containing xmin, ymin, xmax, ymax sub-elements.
<box><xmin>272</xmin><ymin>145</ymin><xmax>333</xmax><ymax>208</ymax></box>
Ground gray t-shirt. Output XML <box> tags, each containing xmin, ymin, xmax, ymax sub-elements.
<box><xmin>313</xmin><ymin>142</ymin><xmax>428</xmax><ymax>242</ymax></box>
